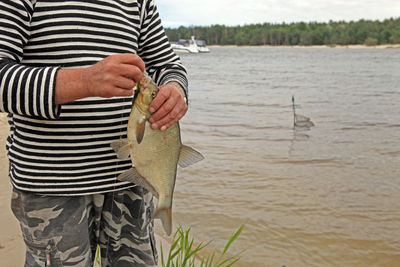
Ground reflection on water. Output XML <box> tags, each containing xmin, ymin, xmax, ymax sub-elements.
<box><xmin>167</xmin><ymin>47</ymin><xmax>400</xmax><ymax>266</ymax></box>
<box><xmin>289</xmin><ymin>128</ymin><xmax>310</xmax><ymax>157</ymax></box>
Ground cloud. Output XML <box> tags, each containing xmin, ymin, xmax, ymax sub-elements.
<box><xmin>156</xmin><ymin>0</ymin><xmax>400</xmax><ymax>27</ymax></box>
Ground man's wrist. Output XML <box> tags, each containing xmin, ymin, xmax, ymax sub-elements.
<box><xmin>55</xmin><ymin>68</ymin><xmax>91</xmax><ymax>104</ymax></box>
<box><xmin>167</xmin><ymin>81</ymin><xmax>187</xmax><ymax>103</ymax></box>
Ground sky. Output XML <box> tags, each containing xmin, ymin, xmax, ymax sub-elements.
<box><xmin>156</xmin><ymin>0</ymin><xmax>400</xmax><ymax>28</ymax></box>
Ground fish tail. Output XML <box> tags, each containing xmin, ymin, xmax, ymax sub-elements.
<box><xmin>141</xmin><ymin>206</ymin><xmax>173</xmax><ymax>236</ymax></box>
<box><xmin>155</xmin><ymin>207</ymin><xmax>172</xmax><ymax>236</ymax></box>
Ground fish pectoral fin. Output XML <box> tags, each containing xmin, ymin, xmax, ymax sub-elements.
<box><xmin>178</xmin><ymin>145</ymin><xmax>205</xmax><ymax>168</ymax></box>
<box><xmin>117</xmin><ymin>168</ymin><xmax>159</xmax><ymax>198</ymax></box>
<box><xmin>110</xmin><ymin>139</ymin><xmax>131</xmax><ymax>159</ymax></box>
<box><xmin>136</xmin><ymin>117</ymin><xmax>146</xmax><ymax>144</ymax></box>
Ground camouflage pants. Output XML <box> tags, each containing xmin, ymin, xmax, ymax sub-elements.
<box><xmin>11</xmin><ymin>186</ymin><xmax>157</xmax><ymax>267</ymax></box>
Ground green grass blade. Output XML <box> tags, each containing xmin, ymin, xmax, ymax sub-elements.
<box><xmin>170</xmin><ymin>248</ymin><xmax>182</xmax><ymax>262</ymax></box>
<box><xmin>222</xmin><ymin>224</ymin><xmax>244</xmax><ymax>256</ymax></box>
<box><xmin>160</xmin><ymin>243</ymin><xmax>165</xmax><ymax>267</ymax></box>
<box><xmin>167</xmin><ymin>232</ymin><xmax>182</xmax><ymax>267</ymax></box>
<box><xmin>215</xmin><ymin>256</ymin><xmax>236</xmax><ymax>267</ymax></box>
<box><xmin>225</xmin><ymin>256</ymin><xmax>242</xmax><ymax>267</ymax></box>
<box><xmin>161</xmin><ymin>224</ymin><xmax>244</xmax><ymax>267</ymax></box>
<box><xmin>184</xmin><ymin>228</ymin><xmax>190</xmax><ymax>246</ymax></box>
<box><xmin>185</xmin><ymin>242</ymin><xmax>205</xmax><ymax>263</ymax></box>
<box><xmin>207</xmin><ymin>251</ymin><xmax>215</xmax><ymax>267</ymax></box>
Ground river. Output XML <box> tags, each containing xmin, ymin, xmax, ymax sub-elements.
<box><xmin>168</xmin><ymin>47</ymin><xmax>400</xmax><ymax>266</ymax></box>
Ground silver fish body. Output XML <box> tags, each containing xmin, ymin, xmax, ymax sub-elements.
<box><xmin>111</xmin><ymin>75</ymin><xmax>203</xmax><ymax>235</ymax></box>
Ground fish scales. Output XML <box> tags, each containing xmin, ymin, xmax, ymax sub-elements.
<box><xmin>129</xmin><ymin>105</ymin><xmax>180</xmax><ymax>209</ymax></box>
<box><xmin>111</xmin><ymin>74</ymin><xmax>204</xmax><ymax>236</ymax></box>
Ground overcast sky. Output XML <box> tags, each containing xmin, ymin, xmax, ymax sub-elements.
<box><xmin>156</xmin><ymin>0</ymin><xmax>400</xmax><ymax>27</ymax></box>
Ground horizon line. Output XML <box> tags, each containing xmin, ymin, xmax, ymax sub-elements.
<box><xmin>163</xmin><ymin>16</ymin><xmax>400</xmax><ymax>29</ymax></box>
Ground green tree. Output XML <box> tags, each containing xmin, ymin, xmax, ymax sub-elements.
<box><xmin>165</xmin><ymin>17</ymin><xmax>400</xmax><ymax>46</ymax></box>
<box><xmin>365</xmin><ymin>37</ymin><xmax>378</xmax><ymax>46</ymax></box>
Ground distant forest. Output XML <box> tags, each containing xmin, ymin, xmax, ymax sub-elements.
<box><xmin>165</xmin><ymin>18</ymin><xmax>400</xmax><ymax>46</ymax></box>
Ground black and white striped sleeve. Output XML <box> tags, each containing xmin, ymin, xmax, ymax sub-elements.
<box><xmin>0</xmin><ymin>0</ymin><xmax>60</xmax><ymax>119</ymax></box>
<box><xmin>137</xmin><ymin>0</ymin><xmax>189</xmax><ymax>97</ymax></box>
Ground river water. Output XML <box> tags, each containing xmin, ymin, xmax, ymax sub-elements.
<box><xmin>168</xmin><ymin>47</ymin><xmax>400</xmax><ymax>266</ymax></box>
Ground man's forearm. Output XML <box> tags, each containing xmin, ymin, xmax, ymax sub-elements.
<box><xmin>54</xmin><ymin>54</ymin><xmax>145</xmax><ymax>105</ymax></box>
<box><xmin>55</xmin><ymin>68</ymin><xmax>90</xmax><ymax>105</ymax></box>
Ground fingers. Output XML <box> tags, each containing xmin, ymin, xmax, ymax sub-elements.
<box><xmin>115</xmin><ymin>53</ymin><xmax>145</xmax><ymax>73</ymax></box>
<box><xmin>116</xmin><ymin>64</ymin><xmax>142</xmax><ymax>87</ymax></box>
<box><xmin>114</xmin><ymin>76</ymin><xmax>135</xmax><ymax>90</ymax></box>
<box><xmin>116</xmin><ymin>87</ymin><xmax>136</xmax><ymax>97</ymax></box>
<box><xmin>86</xmin><ymin>54</ymin><xmax>145</xmax><ymax>98</ymax></box>
<box><xmin>108</xmin><ymin>54</ymin><xmax>144</xmax><ymax>85</ymax></box>
<box><xmin>149</xmin><ymin>86</ymin><xmax>171</xmax><ymax>114</ymax></box>
<box><xmin>149</xmin><ymin>84</ymin><xmax>188</xmax><ymax>130</ymax></box>
<box><xmin>157</xmin><ymin>105</ymin><xmax>187</xmax><ymax>131</ymax></box>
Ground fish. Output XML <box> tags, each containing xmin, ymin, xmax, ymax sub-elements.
<box><xmin>110</xmin><ymin>74</ymin><xmax>204</xmax><ymax>236</ymax></box>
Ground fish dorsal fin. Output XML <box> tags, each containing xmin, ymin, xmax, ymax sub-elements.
<box><xmin>110</xmin><ymin>139</ymin><xmax>131</xmax><ymax>159</ymax></box>
<box><xmin>178</xmin><ymin>145</ymin><xmax>204</xmax><ymax>168</ymax></box>
<box><xmin>117</xmin><ymin>167</ymin><xmax>159</xmax><ymax>198</ymax></box>
<box><xmin>136</xmin><ymin>116</ymin><xmax>146</xmax><ymax>144</ymax></box>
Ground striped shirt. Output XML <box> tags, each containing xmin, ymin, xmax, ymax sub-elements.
<box><xmin>0</xmin><ymin>0</ymin><xmax>188</xmax><ymax>195</ymax></box>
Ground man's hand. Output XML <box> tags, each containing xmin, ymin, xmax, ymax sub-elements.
<box><xmin>55</xmin><ymin>54</ymin><xmax>145</xmax><ymax>104</ymax></box>
<box><xmin>148</xmin><ymin>82</ymin><xmax>187</xmax><ymax>131</ymax></box>
<box><xmin>83</xmin><ymin>54</ymin><xmax>145</xmax><ymax>98</ymax></box>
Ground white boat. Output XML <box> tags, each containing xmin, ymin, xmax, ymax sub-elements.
<box><xmin>170</xmin><ymin>36</ymin><xmax>210</xmax><ymax>54</ymax></box>
<box><xmin>171</xmin><ymin>37</ymin><xmax>199</xmax><ymax>54</ymax></box>
<box><xmin>194</xmin><ymin>38</ymin><xmax>210</xmax><ymax>53</ymax></box>
<box><xmin>170</xmin><ymin>43</ymin><xmax>196</xmax><ymax>53</ymax></box>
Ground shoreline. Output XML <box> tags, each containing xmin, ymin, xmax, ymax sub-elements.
<box><xmin>209</xmin><ymin>44</ymin><xmax>400</xmax><ymax>49</ymax></box>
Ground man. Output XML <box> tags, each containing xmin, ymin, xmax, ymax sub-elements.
<box><xmin>0</xmin><ymin>0</ymin><xmax>188</xmax><ymax>266</ymax></box>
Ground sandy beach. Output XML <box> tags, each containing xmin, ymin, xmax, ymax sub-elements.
<box><xmin>0</xmin><ymin>113</ymin><xmax>171</xmax><ymax>266</ymax></box>
<box><xmin>0</xmin><ymin>113</ymin><xmax>24</xmax><ymax>266</ymax></box>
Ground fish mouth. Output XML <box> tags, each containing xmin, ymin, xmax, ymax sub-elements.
<box><xmin>139</xmin><ymin>75</ymin><xmax>151</xmax><ymax>92</ymax></box>
<box><xmin>139</xmin><ymin>75</ymin><xmax>158</xmax><ymax>95</ymax></box>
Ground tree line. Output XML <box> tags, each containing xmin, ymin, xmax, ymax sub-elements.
<box><xmin>165</xmin><ymin>18</ymin><xmax>400</xmax><ymax>46</ymax></box>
